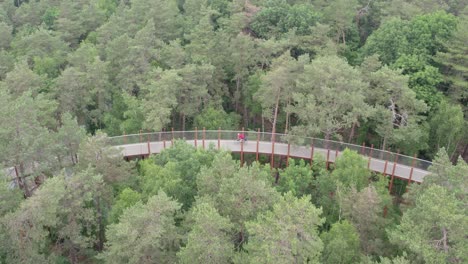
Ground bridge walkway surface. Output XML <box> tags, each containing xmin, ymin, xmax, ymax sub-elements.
<box><xmin>109</xmin><ymin>130</ymin><xmax>432</xmax><ymax>184</ymax></box>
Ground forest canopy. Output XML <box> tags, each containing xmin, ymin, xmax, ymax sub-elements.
<box><xmin>0</xmin><ymin>0</ymin><xmax>467</xmax><ymax>263</ymax></box>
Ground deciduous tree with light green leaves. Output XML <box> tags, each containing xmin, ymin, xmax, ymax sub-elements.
<box><xmin>428</xmin><ymin>100</ymin><xmax>465</xmax><ymax>158</ymax></box>
<box><xmin>321</xmin><ymin>220</ymin><xmax>361</xmax><ymax>264</ymax></box>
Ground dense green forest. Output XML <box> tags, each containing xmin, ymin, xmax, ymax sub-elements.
<box><xmin>0</xmin><ymin>0</ymin><xmax>467</xmax><ymax>263</ymax></box>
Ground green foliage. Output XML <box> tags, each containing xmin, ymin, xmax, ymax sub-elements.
<box><xmin>0</xmin><ymin>1</ymin><xmax>466</xmax><ymax>263</ymax></box>
<box><xmin>77</xmin><ymin>132</ymin><xmax>135</xmax><ymax>190</ymax></box>
<box><xmin>332</xmin><ymin>149</ymin><xmax>371</xmax><ymax>191</ymax></box>
<box><xmin>41</xmin><ymin>7</ymin><xmax>59</xmax><ymax>29</ymax></box>
<box><xmin>428</xmin><ymin>100</ymin><xmax>465</xmax><ymax>158</ymax></box>
<box><xmin>340</xmin><ymin>186</ymin><xmax>392</xmax><ymax>256</ymax></box>
<box><xmin>0</xmin><ymin>21</ymin><xmax>13</xmax><ymax>49</ymax></box>
<box><xmin>275</xmin><ymin>159</ymin><xmax>313</xmax><ymax>196</ymax></box>
<box><xmin>214</xmin><ymin>163</ymin><xmax>280</xmax><ymax>229</ymax></box>
<box><xmin>2</xmin><ymin>168</ymin><xmax>106</xmax><ymax>262</ymax></box>
<box><xmin>244</xmin><ymin>192</ymin><xmax>324</xmax><ymax>264</ymax></box>
<box><xmin>389</xmin><ymin>185</ymin><xmax>467</xmax><ymax>263</ymax></box>
<box><xmin>194</xmin><ymin>106</ymin><xmax>240</xmax><ymax>130</ymax></box>
<box><xmin>196</xmin><ymin>151</ymin><xmax>239</xmax><ymax>195</ymax></box>
<box><xmin>251</xmin><ymin>1</ymin><xmax>319</xmax><ymax>38</ymax></box>
<box><xmin>100</xmin><ymin>191</ymin><xmax>182</xmax><ymax>264</ymax></box>
<box><xmin>178</xmin><ymin>202</ymin><xmax>234</xmax><ymax>264</ymax></box>
<box><xmin>0</xmin><ymin>179</ymin><xmax>22</xmax><ymax>217</ymax></box>
<box><xmin>364</xmin><ymin>12</ymin><xmax>458</xmax><ymax>65</ymax></box>
<box><xmin>140</xmin><ymin>141</ymin><xmax>218</xmax><ymax>209</ymax></box>
<box><xmin>321</xmin><ymin>220</ymin><xmax>361</xmax><ymax>264</ymax></box>
<box><xmin>108</xmin><ymin>188</ymin><xmax>142</xmax><ymax>223</ymax></box>
<box><xmin>292</xmin><ymin>55</ymin><xmax>370</xmax><ymax>141</ymax></box>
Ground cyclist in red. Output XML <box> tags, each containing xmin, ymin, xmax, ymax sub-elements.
<box><xmin>237</xmin><ymin>133</ymin><xmax>246</xmax><ymax>142</ymax></box>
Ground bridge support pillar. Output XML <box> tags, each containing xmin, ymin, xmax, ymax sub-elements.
<box><xmin>218</xmin><ymin>127</ymin><xmax>221</xmax><ymax>150</ymax></box>
<box><xmin>310</xmin><ymin>140</ymin><xmax>314</xmax><ymax>168</ymax></box>
<box><xmin>240</xmin><ymin>127</ymin><xmax>244</xmax><ymax>167</ymax></box>
<box><xmin>406</xmin><ymin>154</ymin><xmax>417</xmax><ymax>192</ymax></box>
<box><xmin>202</xmin><ymin>127</ymin><xmax>206</xmax><ymax>149</ymax></box>
<box><xmin>147</xmin><ymin>133</ymin><xmax>151</xmax><ymax>156</ymax></box>
<box><xmin>367</xmin><ymin>144</ymin><xmax>374</xmax><ymax>169</ymax></box>
<box><xmin>171</xmin><ymin>128</ymin><xmax>174</xmax><ymax>147</ymax></box>
<box><xmin>388</xmin><ymin>150</ymin><xmax>400</xmax><ymax>193</ymax></box>
<box><xmin>256</xmin><ymin>128</ymin><xmax>260</xmax><ymax>162</ymax></box>
<box><xmin>270</xmin><ymin>134</ymin><xmax>275</xmax><ymax>169</ymax></box>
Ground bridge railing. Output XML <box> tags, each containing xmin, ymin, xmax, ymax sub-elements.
<box><xmin>108</xmin><ymin>130</ymin><xmax>433</xmax><ymax>171</ymax></box>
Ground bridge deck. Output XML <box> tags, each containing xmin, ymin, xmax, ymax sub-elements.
<box><xmin>116</xmin><ymin>138</ymin><xmax>429</xmax><ymax>183</ymax></box>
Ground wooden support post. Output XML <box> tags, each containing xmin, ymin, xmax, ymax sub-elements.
<box><xmin>163</xmin><ymin>139</ymin><xmax>166</xmax><ymax>149</ymax></box>
<box><xmin>256</xmin><ymin>128</ymin><xmax>260</xmax><ymax>162</ymax></box>
<box><xmin>14</xmin><ymin>166</ymin><xmax>19</xmax><ymax>186</ymax></box>
<box><xmin>139</xmin><ymin>130</ymin><xmax>143</xmax><ymax>158</ymax></box>
<box><xmin>361</xmin><ymin>142</ymin><xmax>365</xmax><ymax>155</ymax></box>
<box><xmin>158</xmin><ymin>130</ymin><xmax>161</xmax><ymax>142</ymax></box>
<box><xmin>326</xmin><ymin>149</ymin><xmax>330</xmax><ymax>169</ymax></box>
<box><xmin>240</xmin><ymin>127</ymin><xmax>244</xmax><ymax>167</ymax></box>
<box><xmin>171</xmin><ymin>128</ymin><xmax>174</xmax><ymax>147</ymax></box>
<box><xmin>388</xmin><ymin>150</ymin><xmax>400</xmax><ymax>193</ymax></box>
<box><xmin>407</xmin><ymin>154</ymin><xmax>417</xmax><ymax>187</ymax></box>
<box><xmin>286</xmin><ymin>142</ymin><xmax>291</xmax><ymax>167</ymax></box>
<box><xmin>310</xmin><ymin>140</ymin><xmax>314</xmax><ymax>167</ymax></box>
<box><xmin>335</xmin><ymin>149</ymin><xmax>339</xmax><ymax>162</ymax></box>
<box><xmin>383</xmin><ymin>148</ymin><xmax>392</xmax><ymax>176</ymax></box>
<box><xmin>194</xmin><ymin>127</ymin><xmax>198</xmax><ymax>148</ymax></box>
<box><xmin>202</xmin><ymin>127</ymin><xmax>206</xmax><ymax>150</ymax></box>
<box><xmin>217</xmin><ymin>127</ymin><xmax>220</xmax><ymax>150</ymax></box>
<box><xmin>123</xmin><ymin>130</ymin><xmax>127</xmax><ymax>145</ymax></box>
<box><xmin>147</xmin><ymin>133</ymin><xmax>151</xmax><ymax>155</ymax></box>
<box><xmin>270</xmin><ymin>133</ymin><xmax>275</xmax><ymax>168</ymax></box>
<box><xmin>383</xmin><ymin>160</ymin><xmax>388</xmax><ymax>176</ymax></box>
<box><xmin>367</xmin><ymin>144</ymin><xmax>374</xmax><ymax>169</ymax></box>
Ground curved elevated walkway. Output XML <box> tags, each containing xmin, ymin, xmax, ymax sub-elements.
<box><xmin>109</xmin><ymin>130</ymin><xmax>432</xmax><ymax>183</ymax></box>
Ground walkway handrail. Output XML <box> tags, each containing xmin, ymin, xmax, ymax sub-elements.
<box><xmin>108</xmin><ymin>130</ymin><xmax>433</xmax><ymax>172</ymax></box>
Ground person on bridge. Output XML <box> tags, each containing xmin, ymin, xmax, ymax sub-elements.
<box><xmin>237</xmin><ymin>133</ymin><xmax>246</xmax><ymax>142</ymax></box>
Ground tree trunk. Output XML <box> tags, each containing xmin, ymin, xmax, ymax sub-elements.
<box><xmin>96</xmin><ymin>197</ymin><xmax>105</xmax><ymax>251</ymax></box>
<box><xmin>235</xmin><ymin>77</ymin><xmax>241</xmax><ymax>112</ymax></box>
<box><xmin>182</xmin><ymin>113</ymin><xmax>186</xmax><ymax>132</ymax></box>
<box><xmin>348</xmin><ymin>122</ymin><xmax>356</xmax><ymax>143</ymax></box>
<box><xmin>324</xmin><ymin>132</ymin><xmax>331</xmax><ymax>149</ymax></box>
<box><xmin>243</xmin><ymin>105</ymin><xmax>249</xmax><ymax>128</ymax></box>
<box><xmin>342</xmin><ymin>29</ymin><xmax>346</xmax><ymax>46</ymax></box>
<box><xmin>284</xmin><ymin>97</ymin><xmax>290</xmax><ymax>134</ymax></box>
<box><xmin>18</xmin><ymin>162</ymin><xmax>31</xmax><ymax>197</ymax></box>
<box><xmin>462</xmin><ymin>143</ymin><xmax>468</xmax><ymax>161</ymax></box>
<box><xmin>272</xmin><ymin>93</ymin><xmax>281</xmax><ymax>137</ymax></box>
<box><xmin>261</xmin><ymin>113</ymin><xmax>265</xmax><ymax>135</ymax></box>
<box><xmin>380</xmin><ymin>136</ymin><xmax>387</xmax><ymax>159</ymax></box>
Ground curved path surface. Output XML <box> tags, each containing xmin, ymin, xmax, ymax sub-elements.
<box><xmin>109</xmin><ymin>130</ymin><xmax>432</xmax><ymax>184</ymax></box>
